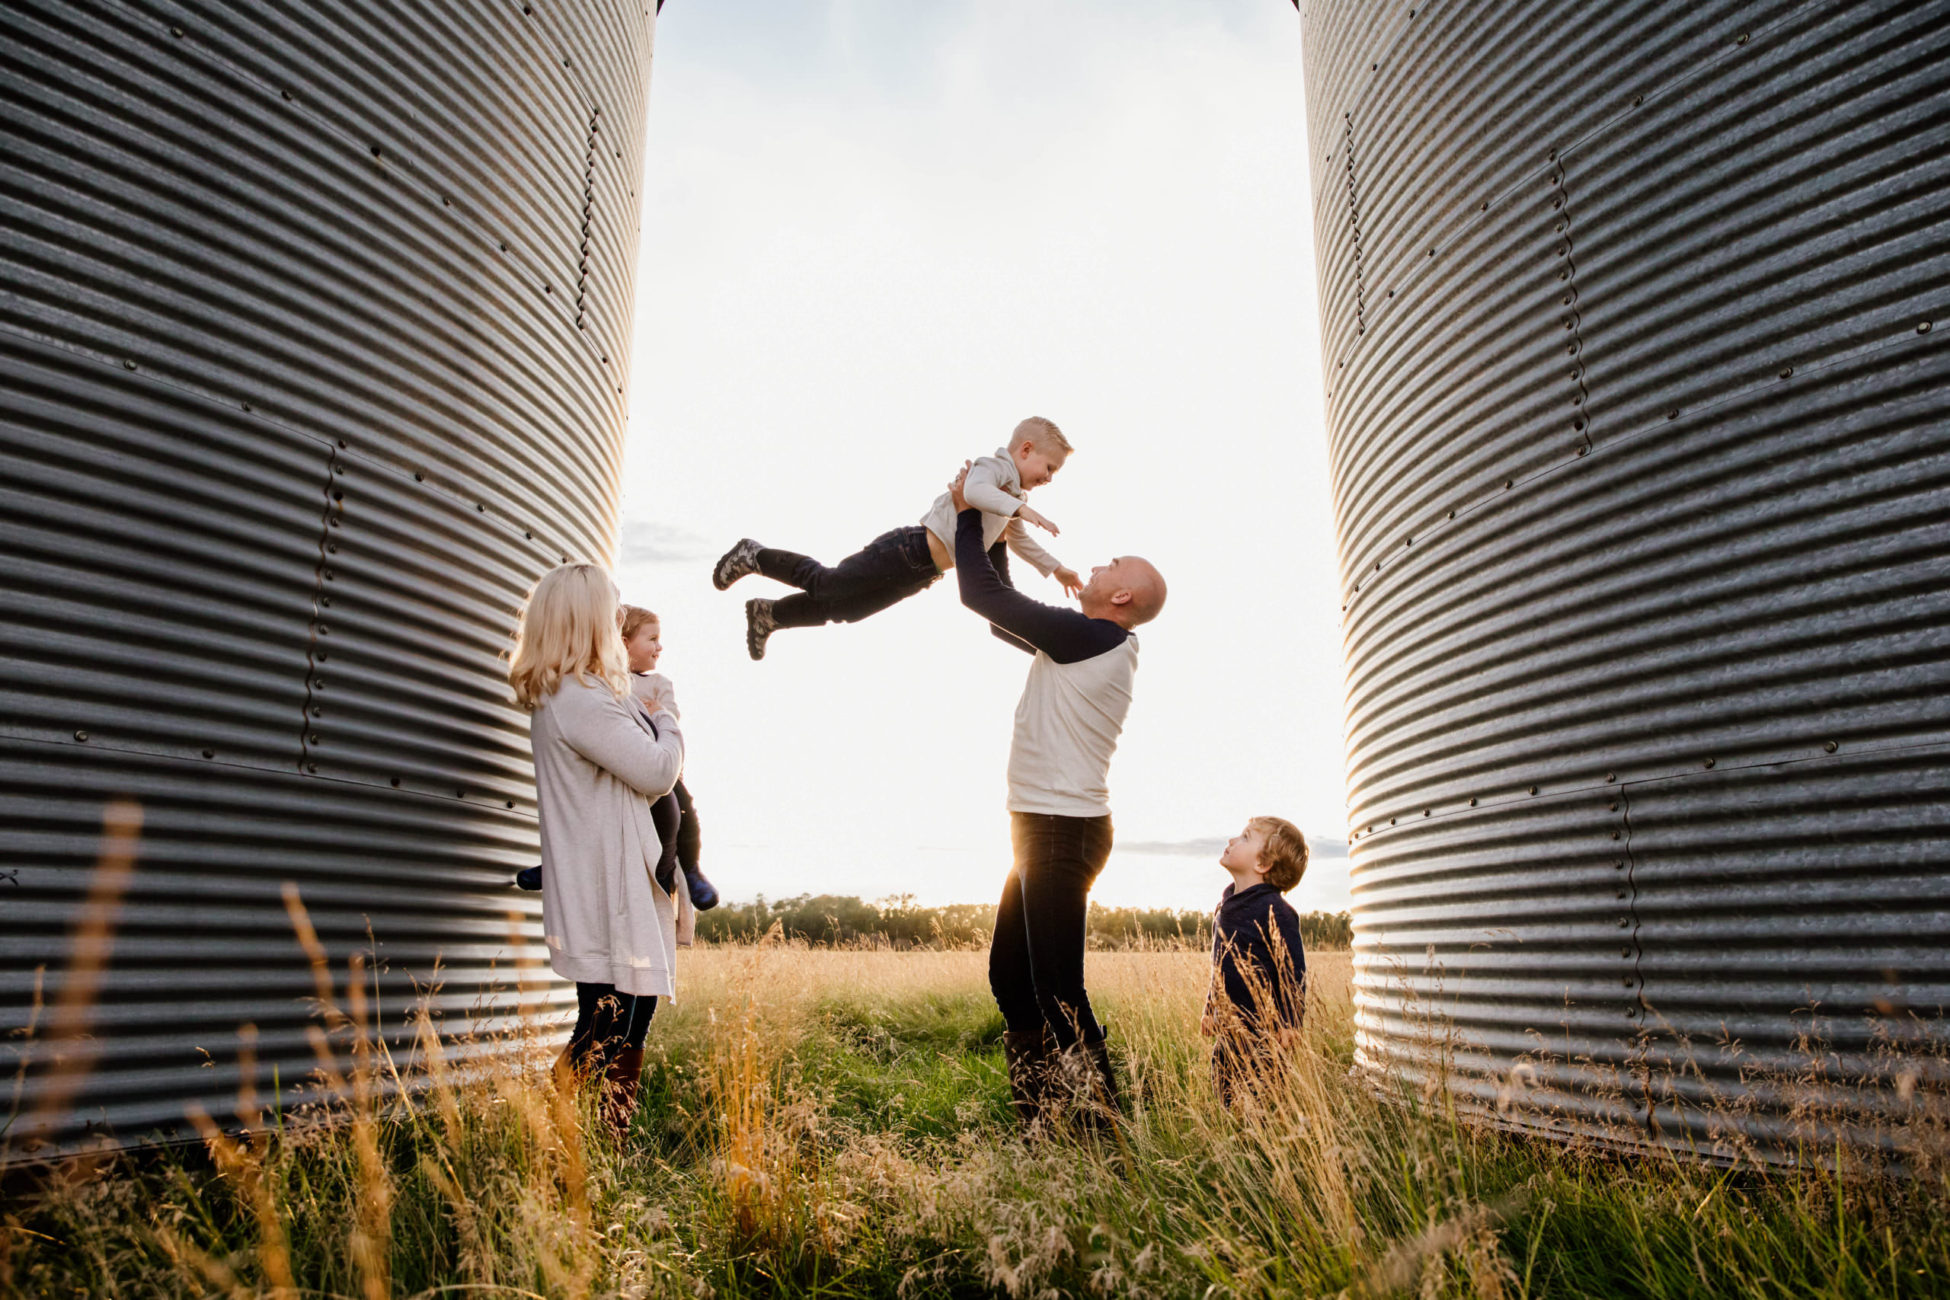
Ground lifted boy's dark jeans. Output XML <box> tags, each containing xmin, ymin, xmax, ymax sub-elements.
<box><xmin>760</xmin><ymin>525</ymin><xmax>940</xmax><ymax>628</ymax></box>
<box><xmin>989</xmin><ymin>812</ymin><xmax>1114</xmax><ymax>1050</ymax></box>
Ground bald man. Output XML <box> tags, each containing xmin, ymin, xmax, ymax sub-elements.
<box><xmin>948</xmin><ymin>466</ymin><xmax>1166</xmax><ymax>1134</ymax></box>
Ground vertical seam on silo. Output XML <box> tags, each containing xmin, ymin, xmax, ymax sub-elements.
<box><xmin>1551</xmin><ymin>156</ymin><xmax>1593</xmax><ymax>456</ymax></box>
<box><xmin>1618</xmin><ymin>783</ymin><xmax>1652</xmax><ymax>1132</ymax></box>
<box><xmin>300</xmin><ymin>442</ymin><xmax>337</xmax><ymax>775</ymax></box>
<box><xmin>1343</xmin><ymin>116</ymin><xmax>1368</xmax><ymax>339</ymax></box>
<box><xmin>576</xmin><ymin>108</ymin><xmax>598</xmax><ymax>331</ymax></box>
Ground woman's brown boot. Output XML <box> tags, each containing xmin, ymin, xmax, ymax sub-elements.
<box><xmin>601</xmin><ymin>1046</ymin><xmax>646</xmax><ymax>1140</ymax></box>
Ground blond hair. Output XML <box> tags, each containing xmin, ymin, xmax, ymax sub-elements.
<box><xmin>1013</xmin><ymin>416</ymin><xmax>1073</xmax><ymax>455</ymax></box>
<box><xmin>620</xmin><ymin>604</ymin><xmax>659</xmax><ymax>640</ymax></box>
<box><xmin>508</xmin><ymin>564</ymin><xmax>631</xmax><ymax>710</ymax></box>
<box><xmin>1250</xmin><ymin>816</ymin><xmax>1310</xmax><ymax>892</ymax></box>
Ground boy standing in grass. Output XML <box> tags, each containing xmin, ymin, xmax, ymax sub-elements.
<box><xmin>711</xmin><ymin>417</ymin><xmax>1083</xmax><ymax>659</ymax></box>
<box><xmin>1203</xmin><ymin>817</ymin><xmax>1310</xmax><ymax>1103</ymax></box>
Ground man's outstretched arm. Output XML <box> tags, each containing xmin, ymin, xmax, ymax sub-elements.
<box><xmin>956</xmin><ymin>508</ymin><xmax>1122</xmax><ymax>664</ymax></box>
<box><xmin>985</xmin><ymin>536</ymin><xmax>1036</xmax><ymax>654</ymax></box>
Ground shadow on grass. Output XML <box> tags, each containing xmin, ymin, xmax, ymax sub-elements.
<box><xmin>803</xmin><ymin>993</ymin><xmax>1013</xmax><ymax>1141</ymax></box>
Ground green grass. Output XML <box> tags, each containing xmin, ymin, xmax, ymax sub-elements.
<box><xmin>6</xmin><ymin>945</ymin><xmax>1948</xmax><ymax>1299</ymax></box>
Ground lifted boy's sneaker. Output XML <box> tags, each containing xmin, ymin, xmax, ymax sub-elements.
<box><xmin>514</xmin><ymin>864</ymin><xmax>542</xmax><ymax>891</ymax></box>
<box><xmin>745</xmin><ymin>597</ymin><xmax>779</xmax><ymax>661</ymax></box>
<box><xmin>713</xmin><ymin>538</ymin><xmax>764</xmax><ymax>590</ymax></box>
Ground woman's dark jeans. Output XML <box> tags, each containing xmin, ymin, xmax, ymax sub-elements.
<box><xmin>989</xmin><ymin>812</ymin><xmax>1115</xmax><ymax>1049</ymax></box>
<box><xmin>568</xmin><ymin>983</ymin><xmax>657</xmax><ymax>1071</ymax></box>
<box><xmin>760</xmin><ymin>525</ymin><xmax>940</xmax><ymax>628</ymax></box>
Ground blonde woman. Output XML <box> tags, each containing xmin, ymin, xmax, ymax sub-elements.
<box><xmin>509</xmin><ymin>563</ymin><xmax>688</xmax><ymax>1137</ymax></box>
<box><xmin>515</xmin><ymin>603</ymin><xmax>720</xmax><ymax>909</ymax></box>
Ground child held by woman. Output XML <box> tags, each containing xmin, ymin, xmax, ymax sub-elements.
<box><xmin>517</xmin><ymin>603</ymin><xmax>718</xmax><ymax>910</ymax></box>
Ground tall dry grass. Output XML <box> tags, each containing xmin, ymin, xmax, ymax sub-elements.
<box><xmin>7</xmin><ymin>930</ymin><xmax>1950</xmax><ymax>1298</ymax></box>
<box><xmin>9</xmin><ymin>798</ymin><xmax>141</xmax><ymax>1167</ymax></box>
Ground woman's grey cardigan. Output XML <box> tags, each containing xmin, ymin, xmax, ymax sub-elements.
<box><xmin>531</xmin><ymin>675</ymin><xmax>690</xmax><ymax>997</ymax></box>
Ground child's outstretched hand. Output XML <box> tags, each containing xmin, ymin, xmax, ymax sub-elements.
<box><xmin>1018</xmin><ymin>505</ymin><xmax>1059</xmax><ymax>536</ymax></box>
<box><xmin>948</xmin><ymin>461</ymin><xmax>972</xmax><ymax>512</ymax></box>
<box><xmin>1054</xmin><ymin>567</ymin><xmax>1084</xmax><ymax>598</ymax></box>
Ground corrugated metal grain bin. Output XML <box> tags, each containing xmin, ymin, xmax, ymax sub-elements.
<box><xmin>1302</xmin><ymin>0</ymin><xmax>1950</xmax><ymax>1156</ymax></box>
<box><xmin>1</xmin><ymin>0</ymin><xmax>653</xmax><ymax>1157</ymax></box>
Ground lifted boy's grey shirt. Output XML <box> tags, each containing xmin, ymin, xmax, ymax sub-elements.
<box><xmin>531</xmin><ymin>676</ymin><xmax>689</xmax><ymax>996</ymax></box>
<box><xmin>919</xmin><ymin>446</ymin><xmax>1062</xmax><ymax>577</ymax></box>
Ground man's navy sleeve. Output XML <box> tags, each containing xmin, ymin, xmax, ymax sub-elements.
<box><xmin>955</xmin><ymin>508</ymin><xmax>1126</xmax><ymax>664</ymax></box>
<box><xmin>984</xmin><ymin>537</ymin><xmax>1036</xmax><ymax>654</ymax></box>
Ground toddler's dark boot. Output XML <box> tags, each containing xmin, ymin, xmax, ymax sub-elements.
<box><xmin>1002</xmin><ymin>1028</ymin><xmax>1053</xmax><ymax>1131</ymax></box>
<box><xmin>682</xmin><ymin>863</ymin><xmax>719</xmax><ymax>910</ymax></box>
<box><xmin>515</xmin><ymin>864</ymin><xmax>542</xmax><ymax>891</ymax></box>
<box><xmin>671</xmin><ymin>787</ymin><xmax>718</xmax><ymax>909</ymax></box>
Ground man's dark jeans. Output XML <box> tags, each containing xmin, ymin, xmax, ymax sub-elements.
<box><xmin>760</xmin><ymin>525</ymin><xmax>941</xmax><ymax>628</ymax></box>
<box><xmin>989</xmin><ymin>812</ymin><xmax>1115</xmax><ymax>1049</ymax></box>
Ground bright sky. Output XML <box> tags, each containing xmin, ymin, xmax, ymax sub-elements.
<box><xmin>615</xmin><ymin>0</ymin><xmax>1352</xmax><ymax>915</ymax></box>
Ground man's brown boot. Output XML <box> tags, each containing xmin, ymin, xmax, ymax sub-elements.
<box><xmin>1083</xmin><ymin>1033</ymin><xmax>1122</xmax><ymax>1130</ymax></box>
<box><xmin>1046</xmin><ymin>1031</ymin><xmax>1121</xmax><ymax>1138</ymax></box>
<box><xmin>1002</xmin><ymin>1029</ymin><xmax>1053</xmax><ymax>1130</ymax></box>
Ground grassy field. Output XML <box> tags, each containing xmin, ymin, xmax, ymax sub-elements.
<box><xmin>7</xmin><ymin>940</ymin><xmax>1950</xmax><ymax>1299</ymax></box>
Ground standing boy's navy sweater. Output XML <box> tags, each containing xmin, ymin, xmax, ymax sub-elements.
<box><xmin>1210</xmin><ymin>882</ymin><xmax>1307</xmax><ymax>1030</ymax></box>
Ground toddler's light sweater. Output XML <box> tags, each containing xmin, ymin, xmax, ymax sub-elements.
<box><xmin>919</xmin><ymin>446</ymin><xmax>1062</xmax><ymax>578</ymax></box>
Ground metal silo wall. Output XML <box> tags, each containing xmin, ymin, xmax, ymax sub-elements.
<box><xmin>1303</xmin><ymin>0</ymin><xmax>1950</xmax><ymax>1155</ymax></box>
<box><xmin>0</xmin><ymin>0</ymin><xmax>653</xmax><ymax>1155</ymax></box>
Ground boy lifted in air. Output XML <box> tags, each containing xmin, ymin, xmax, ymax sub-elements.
<box><xmin>711</xmin><ymin>417</ymin><xmax>1083</xmax><ymax>660</ymax></box>
<box><xmin>1203</xmin><ymin>817</ymin><xmax>1310</xmax><ymax>1104</ymax></box>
